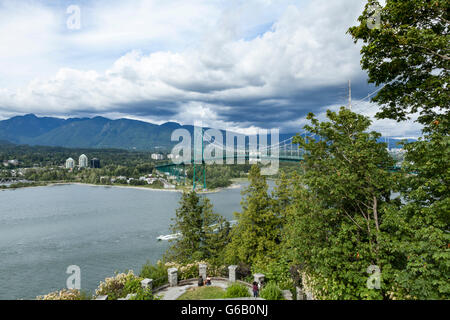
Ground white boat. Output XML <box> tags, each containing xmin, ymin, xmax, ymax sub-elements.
<box><xmin>156</xmin><ymin>220</ymin><xmax>238</xmax><ymax>241</ymax></box>
<box><xmin>157</xmin><ymin>233</ymin><xmax>181</xmax><ymax>241</ymax></box>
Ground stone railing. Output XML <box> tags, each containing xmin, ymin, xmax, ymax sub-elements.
<box><xmin>96</xmin><ymin>263</ymin><xmax>304</xmax><ymax>300</ymax></box>
<box><xmin>151</xmin><ymin>263</ymin><xmax>261</xmax><ymax>295</ymax></box>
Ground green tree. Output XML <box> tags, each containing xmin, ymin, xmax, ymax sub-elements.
<box><xmin>226</xmin><ymin>165</ymin><xmax>283</xmax><ymax>268</ymax></box>
<box><xmin>286</xmin><ymin>108</ymin><xmax>400</xmax><ymax>299</ymax></box>
<box><xmin>348</xmin><ymin>0</ymin><xmax>449</xmax><ymax>127</ymax></box>
<box><xmin>272</xmin><ymin>170</ymin><xmax>294</xmax><ymax>224</ymax></box>
<box><xmin>166</xmin><ymin>191</ymin><xmax>229</xmax><ymax>263</ymax></box>
<box><xmin>350</xmin><ymin>0</ymin><xmax>449</xmax><ymax>299</ymax></box>
<box><xmin>382</xmin><ymin>120</ymin><xmax>449</xmax><ymax>299</ymax></box>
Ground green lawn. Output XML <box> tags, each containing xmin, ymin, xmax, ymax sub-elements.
<box><xmin>177</xmin><ymin>286</ymin><xmax>226</xmax><ymax>300</ymax></box>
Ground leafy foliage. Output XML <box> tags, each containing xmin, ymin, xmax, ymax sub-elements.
<box><xmin>139</xmin><ymin>261</ymin><xmax>169</xmax><ymax>288</ymax></box>
<box><xmin>382</xmin><ymin>120</ymin><xmax>450</xmax><ymax>299</ymax></box>
<box><xmin>349</xmin><ymin>0</ymin><xmax>449</xmax><ymax>299</ymax></box>
<box><xmin>260</xmin><ymin>282</ymin><xmax>284</xmax><ymax>300</ymax></box>
<box><xmin>95</xmin><ymin>271</ymin><xmax>140</xmax><ymax>300</ymax></box>
<box><xmin>37</xmin><ymin>289</ymin><xmax>91</xmax><ymax>300</ymax></box>
<box><xmin>348</xmin><ymin>0</ymin><xmax>449</xmax><ymax>127</ymax></box>
<box><xmin>285</xmin><ymin>108</ymin><xmax>401</xmax><ymax>299</ymax></box>
<box><xmin>224</xmin><ymin>283</ymin><xmax>251</xmax><ymax>298</ymax></box>
<box><xmin>129</xmin><ymin>288</ymin><xmax>159</xmax><ymax>300</ymax></box>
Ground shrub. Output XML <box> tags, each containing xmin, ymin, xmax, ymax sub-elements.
<box><xmin>123</xmin><ymin>276</ymin><xmax>142</xmax><ymax>296</ymax></box>
<box><xmin>140</xmin><ymin>260</ymin><xmax>168</xmax><ymax>288</ymax></box>
<box><xmin>224</xmin><ymin>283</ymin><xmax>251</xmax><ymax>298</ymax></box>
<box><xmin>253</xmin><ymin>259</ymin><xmax>294</xmax><ymax>290</ymax></box>
<box><xmin>236</xmin><ymin>263</ymin><xmax>252</xmax><ymax>281</ymax></box>
<box><xmin>260</xmin><ymin>282</ymin><xmax>284</xmax><ymax>300</ymax></box>
<box><xmin>37</xmin><ymin>289</ymin><xmax>90</xmax><ymax>300</ymax></box>
<box><xmin>129</xmin><ymin>288</ymin><xmax>159</xmax><ymax>301</ymax></box>
<box><xmin>95</xmin><ymin>271</ymin><xmax>139</xmax><ymax>300</ymax></box>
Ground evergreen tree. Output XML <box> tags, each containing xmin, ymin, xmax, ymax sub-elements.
<box><xmin>166</xmin><ymin>191</ymin><xmax>229</xmax><ymax>263</ymax></box>
<box><xmin>226</xmin><ymin>165</ymin><xmax>283</xmax><ymax>268</ymax></box>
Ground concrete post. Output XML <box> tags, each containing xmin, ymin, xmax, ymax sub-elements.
<box><xmin>141</xmin><ymin>278</ymin><xmax>153</xmax><ymax>290</ymax></box>
<box><xmin>296</xmin><ymin>287</ymin><xmax>305</xmax><ymax>300</ymax></box>
<box><xmin>199</xmin><ymin>263</ymin><xmax>207</xmax><ymax>281</ymax></box>
<box><xmin>168</xmin><ymin>267</ymin><xmax>178</xmax><ymax>287</ymax></box>
<box><xmin>282</xmin><ymin>290</ymin><xmax>293</xmax><ymax>300</ymax></box>
<box><xmin>228</xmin><ymin>265</ymin><xmax>238</xmax><ymax>283</ymax></box>
<box><xmin>125</xmin><ymin>293</ymin><xmax>137</xmax><ymax>300</ymax></box>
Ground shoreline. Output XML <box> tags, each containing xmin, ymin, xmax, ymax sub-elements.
<box><xmin>1</xmin><ymin>181</ymin><xmax>246</xmax><ymax>193</ymax></box>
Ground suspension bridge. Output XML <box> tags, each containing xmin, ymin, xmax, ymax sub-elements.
<box><xmin>155</xmin><ymin>83</ymin><xmax>404</xmax><ymax>190</ymax></box>
<box><xmin>155</xmin><ymin>129</ymin><xmax>306</xmax><ymax>190</ymax></box>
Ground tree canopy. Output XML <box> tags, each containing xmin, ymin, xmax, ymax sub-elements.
<box><xmin>348</xmin><ymin>0</ymin><xmax>449</xmax><ymax>127</ymax></box>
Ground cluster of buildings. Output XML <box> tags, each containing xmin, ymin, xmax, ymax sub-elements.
<box><xmin>65</xmin><ymin>154</ymin><xmax>100</xmax><ymax>170</ymax></box>
<box><xmin>150</xmin><ymin>153</ymin><xmax>181</xmax><ymax>161</ymax></box>
<box><xmin>2</xmin><ymin>159</ymin><xmax>19</xmax><ymax>167</ymax></box>
<box><xmin>151</xmin><ymin>153</ymin><xmax>165</xmax><ymax>160</ymax></box>
<box><xmin>104</xmin><ymin>174</ymin><xmax>175</xmax><ymax>189</ymax></box>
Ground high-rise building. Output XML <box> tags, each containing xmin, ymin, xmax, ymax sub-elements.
<box><xmin>151</xmin><ymin>153</ymin><xmax>164</xmax><ymax>160</ymax></box>
<box><xmin>79</xmin><ymin>154</ymin><xmax>88</xmax><ymax>168</ymax></box>
<box><xmin>90</xmin><ymin>158</ymin><xmax>101</xmax><ymax>168</ymax></box>
<box><xmin>65</xmin><ymin>158</ymin><xmax>75</xmax><ymax>169</ymax></box>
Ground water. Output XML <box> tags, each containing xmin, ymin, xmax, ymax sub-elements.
<box><xmin>0</xmin><ymin>183</ymin><xmax>248</xmax><ymax>300</ymax></box>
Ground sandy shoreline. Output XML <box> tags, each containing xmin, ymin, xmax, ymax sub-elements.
<box><xmin>46</xmin><ymin>181</ymin><xmax>244</xmax><ymax>193</ymax></box>
<box><xmin>1</xmin><ymin>179</ymin><xmax>246</xmax><ymax>193</ymax></box>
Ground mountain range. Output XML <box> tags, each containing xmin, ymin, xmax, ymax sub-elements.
<box><xmin>0</xmin><ymin>114</ymin><xmax>411</xmax><ymax>151</ymax></box>
<box><xmin>0</xmin><ymin>114</ymin><xmax>197</xmax><ymax>151</ymax></box>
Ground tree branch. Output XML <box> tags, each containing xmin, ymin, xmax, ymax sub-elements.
<box><xmin>416</xmin><ymin>44</ymin><xmax>450</xmax><ymax>61</ymax></box>
<box><xmin>373</xmin><ymin>195</ymin><xmax>380</xmax><ymax>232</ymax></box>
<box><xmin>342</xmin><ymin>208</ymin><xmax>364</xmax><ymax>230</ymax></box>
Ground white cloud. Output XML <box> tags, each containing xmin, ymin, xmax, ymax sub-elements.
<box><xmin>0</xmin><ymin>0</ymin><xmax>422</xmax><ymax>136</ymax></box>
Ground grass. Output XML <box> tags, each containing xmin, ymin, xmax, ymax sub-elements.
<box><xmin>177</xmin><ymin>286</ymin><xmax>226</xmax><ymax>300</ymax></box>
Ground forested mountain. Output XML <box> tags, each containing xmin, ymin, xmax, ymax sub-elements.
<box><xmin>0</xmin><ymin>114</ymin><xmax>191</xmax><ymax>151</ymax></box>
<box><xmin>0</xmin><ymin>114</ymin><xmax>410</xmax><ymax>151</ymax></box>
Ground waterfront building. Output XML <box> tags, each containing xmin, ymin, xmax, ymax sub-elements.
<box><xmin>90</xmin><ymin>158</ymin><xmax>101</xmax><ymax>168</ymax></box>
<box><xmin>151</xmin><ymin>153</ymin><xmax>164</xmax><ymax>160</ymax></box>
<box><xmin>65</xmin><ymin>158</ymin><xmax>75</xmax><ymax>169</ymax></box>
<box><xmin>79</xmin><ymin>154</ymin><xmax>88</xmax><ymax>168</ymax></box>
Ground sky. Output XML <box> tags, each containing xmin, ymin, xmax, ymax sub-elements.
<box><xmin>0</xmin><ymin>0</ymin><xmax>422</xmax><ymax>137</ymax></box>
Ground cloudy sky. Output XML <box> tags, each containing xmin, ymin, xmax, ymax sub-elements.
<box><xmin>0</xmin><ymin>0</ymin><xmax>421</xmax><ymax>136</ymax></box>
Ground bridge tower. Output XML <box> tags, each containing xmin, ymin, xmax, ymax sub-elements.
<box><xmin>193</xmin><ymin>127</ymin><xmax>207</xmax><ymax>191</ymax></box>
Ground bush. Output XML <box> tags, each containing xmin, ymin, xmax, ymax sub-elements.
<box><xmin>260</xmin><ymin>282</ymin><xmax>284</xmax><ymax>300</ymax></box>
<box><xmin>123</xmin><ymin>276</ymin><xmax>142</xmax><ymax>296</ymax></box>
<box><xmin>236</xmin><ymin>263</ymin><xmax>252</xmax><ymax>281</ymax></box>
<box><xmin>253</xmin><ymin>259</ymin><xmax>294</xmax><ymax>290</ymax></box>
<box><xmin>224</xmin><ymin>283</ymin><xmax>251</xmax><ymax>298</ymax></box>
<box><xmin>37</xmin><ymin>289</ymin><xmax>90</xmax><ymax>300</ymax></box>
<box><xmin>129</xmin><ymin>288</ymin><xmax>159</xmax><ymax>300</ymax></box>
<box><xmin>94</xmin><ymin>270</ymin><xmax>161</xmax><ymax>300</ymax></box>
<box><xmin>95</xmin><ymin>271</ymin><xmax>139</xmax><ymax>300</ymax></box>
<box><xmin>140</xmin><ymin>261</ymin><xmax>168</xmax><ymax>288</ymax></box>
